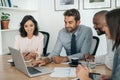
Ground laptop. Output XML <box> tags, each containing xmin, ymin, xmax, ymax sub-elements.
<box><xmin>8</xmin><ymin>47</ymin><xmax>53</xmax><ymax>77</ymax></box>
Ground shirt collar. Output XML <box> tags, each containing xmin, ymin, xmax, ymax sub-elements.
<box><xmin>73</xmin><ymin>26</ymin><xmax>80</xmax><ymax>36</ymax></box>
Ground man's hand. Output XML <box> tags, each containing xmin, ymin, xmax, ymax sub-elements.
<box><xmin>100</xmin><ymin>74</ymin><xmax>111</xmax><ymax>80</ymax></box>
<box><xmin>52</xmin><ymin>55</ymin><xmax>69</xmax><ymax>64</ymax></box>
<box><xmin>32</xmin><ymin>57</ymin><xmax>50</xmax><ymax>67</ymax></box>
<box><xmin>84</xmin><ymin>54</ymin><xmax>94</xmax><ymax>62</ymax></box>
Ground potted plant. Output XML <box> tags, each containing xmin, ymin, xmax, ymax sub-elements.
<box><xmin>1</xmin><ymin>12</ymin><xmax>10</xmax><ymax>29</ymax></box>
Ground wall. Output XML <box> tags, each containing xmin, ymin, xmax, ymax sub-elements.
<box><xmin>0</xmin><ymin>29</ymin><xmax>1</xmax><ymax>54</ymax></box>
<box><xmin>38</xmin><ymin>0</ymin><xmax>116</xmax><ymax>56</ymax></box>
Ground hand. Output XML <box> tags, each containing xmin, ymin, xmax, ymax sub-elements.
<box><xmin>23</xmin><ymin>52</ymin><xmax>32</xmax><ymax>61</ymax></box>
<box><xmin>52</xmin><ymin>55</ymin><xmax>69</xmax><ymax>64</ymax></box>
<box><xmin>84</xmin><ymin>54</ymin><xmax>94</xmax><ymax>62</ymax></box>
<box><xmin>76</xmin><ymin>64</ymin><xmax>91</xmax><ymax>80</ymax></box>
<box><xmin>22</xmin><ymin>52</ymin><xmax>38</xmax><ymax>61</ymax></box>
<box><xmin>29</xmin><ymin>52</ymin><xmax>38</xmax><ymax>59</ymax></box>
<box><xmin>100</xmin><ymin>74</ymin><xmax>111</xmax><ymax>80</ymax></box>
<box><xmin>32</xmin><ymin>57</ymin><xmax>50</xmax><ymax>67</ymax></box>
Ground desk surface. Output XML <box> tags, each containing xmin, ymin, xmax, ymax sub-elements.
<box><xmin>0</xmin><ymin>55</ymin><xmax>111</xmax><ymax>80</ymax></box>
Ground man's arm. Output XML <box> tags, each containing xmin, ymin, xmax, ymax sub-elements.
<box><xmin>48</xmin><ymin>31</ymin><xmax>63</xmax><ymax>60</ymax></box>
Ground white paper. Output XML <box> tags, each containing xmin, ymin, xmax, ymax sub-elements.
<box><xmin>61</xmin><ymin>62</ymin><xmax>70</xmax><ymax>64</ymax></box>
<box><xmin>50</xmin><ymin>67</ymin><xmax>76</xmax><ymax>77</ymax></box>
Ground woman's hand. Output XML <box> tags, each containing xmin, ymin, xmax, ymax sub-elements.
<box><xmin>22</xmin><ymin>52</ymin><xmax>38</xmax><ymax>61</ymax></box>
<box><xmin>76</xmin><ymin>64</ymin><xmax>92</xmax><ymax>80</ymax></box>
<box><xmin>23</xmin><ymin>52</ymin><xmax>31</xmax><ymax>61</ymax></box>
<box><xmin>32</xmin><ymin>57</ymin><xmax>50</xmax><ymax>67</ymax></box>
<box><xmin>29</xmin><ymin>52</ymin><xmax>38</xmax><ymax>59</ymax></box>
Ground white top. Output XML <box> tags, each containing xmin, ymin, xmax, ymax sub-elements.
<box><xmin>14</xmin><ymin>33</ymin><xmax>44</xmax><ymax>58</ymax></box>
<box><xmin>95</xmin><ymin>38</ymin><xmax>115</xmax><ymax>70</ymax></box>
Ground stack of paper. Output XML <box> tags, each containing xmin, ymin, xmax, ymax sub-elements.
<box><xmin>50</xmin><ymin>67</ymin><xmax>76</xmax><ymax>77</ymax></box>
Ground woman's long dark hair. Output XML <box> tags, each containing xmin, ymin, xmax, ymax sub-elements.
<box><xmin>106</xmin><ymin>8</ymin><xmax>120</xmax><ymax>50</ymax></box>
<box><xmin>19</xmin><ymin>15</ymin><xmax>39</xmax><ymax>37</ymax></box>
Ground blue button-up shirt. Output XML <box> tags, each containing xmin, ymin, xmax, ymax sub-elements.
<box><xmin>48</xmin><ymin>25</ymin><xmax>93</xmax><ymax>61</ymax></box>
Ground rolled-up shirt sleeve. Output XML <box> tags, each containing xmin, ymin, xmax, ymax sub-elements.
<box><xmin>48</xmin><ymin>32</ymin><xmax>63</xmax><ymax>59</ymax></box>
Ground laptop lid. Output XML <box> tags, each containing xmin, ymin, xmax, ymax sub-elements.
<box><xmin>8</xmin><ymin>47</ymin><xmax>53</xmax><ymax>77</ymax></box>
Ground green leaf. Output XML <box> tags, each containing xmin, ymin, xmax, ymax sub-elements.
<box><xmin>1</xmin><ymin>12</ymin><xmax>10</xmax><ymax>21</ymax></box>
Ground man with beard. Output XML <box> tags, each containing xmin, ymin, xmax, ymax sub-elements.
<box><xmin>84</xmin><ymin>10</ymin><xmax>115</xmax><ymax>70</ymax></box>
<box><xmin>32</xmin><ymin>9</ymin><xmax>93</xmax><ymax>66</ymax></box>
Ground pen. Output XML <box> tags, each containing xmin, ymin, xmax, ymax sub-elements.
<box><xmin>25</xmin><ymin>52</ymin><xmax>30</xmax><ymax>56</ymax></box>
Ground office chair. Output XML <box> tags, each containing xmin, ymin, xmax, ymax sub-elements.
<box><xmin>89</xmin><ymin>36</ymin><xmax>100</xmax><ymax>56</ymax></box>
<box><xmin>39</xmin><ymin>31</ymin><xmax>50</xmax><ymax>56</ymax></box>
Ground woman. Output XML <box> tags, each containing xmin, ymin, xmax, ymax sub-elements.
<box><xmin>76</xmin><ymin>8</ymin><xmax>120</xmax><ymax>80</ymax></box>
<box><xmin>14</xmin><ymin>15</ymin><xmax>44</xmax><ymax>61</ymax></box>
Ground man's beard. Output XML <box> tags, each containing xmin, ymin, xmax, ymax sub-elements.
<box><xmin>65</xmin><ymin>26</ymin><xmax>78</xmax><ymax>33</ymax></box>
<box><xmin>96</xmin><ymin>29</ymin><xmax>105</xmax><ymax>35</ymax></box>
<box><xmin>66</xmin><ymin>27</ymin><xmax>75</xmax><ymax>32</ymax></box>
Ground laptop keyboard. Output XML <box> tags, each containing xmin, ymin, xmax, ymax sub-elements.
<box><xmin>27</xmin><ymin>67</ymin><xmax>41</xmax><ymax>74</ymax></box>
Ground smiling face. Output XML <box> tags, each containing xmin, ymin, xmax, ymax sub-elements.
<box><xmin>64</xmin><ymin>16</ymin><xmax>80</xmax><ymax>33</ymax></box>
<box><xmin>24</xmin><ymin>20</ymin><xmax>35</xmax><ymax>36</ymax></box>
<box><xmin>93</xmin><ymin>15</ymin><xmax>106</xmax><ymax>35</ymax></box>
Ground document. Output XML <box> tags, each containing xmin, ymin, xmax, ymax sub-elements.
<box><xmin>50</xmin><ymin>67</ymin><xmax>76</xmax><ymax>77</ymax></box>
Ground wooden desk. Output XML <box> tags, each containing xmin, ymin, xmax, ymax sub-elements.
<box><xmin>0</xmin><ymin>55</ymin><xmax>111</xmax><ymax>80</ymax></box>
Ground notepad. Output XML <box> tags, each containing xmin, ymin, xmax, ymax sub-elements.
<box><xmin>50</xmin><ymin>67</ymin><xmax>76</xmax><ymax>77</ymax></box>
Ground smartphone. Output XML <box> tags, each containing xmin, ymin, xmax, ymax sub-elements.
<box><xmin>89</xmin><ymin>73</ymin><xmax>101</xmax><ymax>80</ymax></box>
<box><xmin>76</xmin><ymin>73</ymin><xmax>100</xmax><ymax>80</ymax></box>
